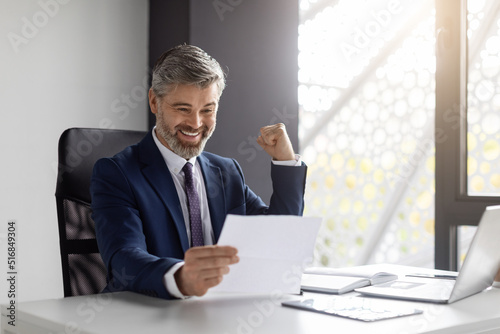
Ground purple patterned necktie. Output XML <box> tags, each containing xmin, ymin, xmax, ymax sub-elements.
<box><xmin>182</xmin><ymin>162</ymin><xmax>204</xmax><ymax>247</ymax></box>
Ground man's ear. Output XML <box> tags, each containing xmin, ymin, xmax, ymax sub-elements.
<box><xmin>149</xmin><ymin>88</ymin><xmax>158</xmax><ymax>115</ymax></box>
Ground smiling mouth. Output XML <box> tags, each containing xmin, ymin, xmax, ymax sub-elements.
<box><xmin>180</xmin><ymin>129</ymin><xmax>199</xmax><ymax>136</ymax></box>
<box><xmin>179</xmin><ymin>129</ymin><xmax>202</xmax><ymax>139</ymax></box>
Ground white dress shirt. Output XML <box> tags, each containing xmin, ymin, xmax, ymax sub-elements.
<box><xmin>152</xmin><ymin>130</ymin><xmax>215</xmax><ymax>246</ymax></box>
<box><xmin>152</xmin><ymin>127</ymin><xmax>302</xmax><ymax>298</ymax></box>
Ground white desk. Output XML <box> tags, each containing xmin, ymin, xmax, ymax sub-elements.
<box><xmin>2</xmin><ymin>287</ymin><xmax>500</xmax><ymax>334</ymax></box>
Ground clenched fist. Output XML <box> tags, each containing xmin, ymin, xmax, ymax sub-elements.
<box><xmin>256</xmin><ymin>123</ymin><xmax>296</xmax><ymax>161</ymax></box>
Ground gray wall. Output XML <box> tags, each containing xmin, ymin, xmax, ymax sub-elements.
<box><xmin>191</xmin><ymin>0</ymin><xmax>299</xmax><ymax>203</ymax></box>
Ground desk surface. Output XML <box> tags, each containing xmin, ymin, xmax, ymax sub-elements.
<box><xmin>2</xmin><ymin>265</ymin><xmax>500</xmax><ymax>334</ymax></box>
<box><xmin>3</xmin><ymin>289</ymin><xmax>500</xmax><ymax>334</ymax></box>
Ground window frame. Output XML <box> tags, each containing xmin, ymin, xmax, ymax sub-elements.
<box><xmin>435</xmin><ymin>0</ymin><xmax>500</xmax><ymax>270</ymax></box>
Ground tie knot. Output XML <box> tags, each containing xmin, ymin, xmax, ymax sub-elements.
<box><xmin>183</xmin><ymin>162</ymin><xmax>193</xmax><ymax>174</ymax></box>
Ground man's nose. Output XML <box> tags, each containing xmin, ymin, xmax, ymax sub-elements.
<box><xmin>185</xmin><ymin>112</ymin><xmax>202</xmax><ymax>129</ymax></box>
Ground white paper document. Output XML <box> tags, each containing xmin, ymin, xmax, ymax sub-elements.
<box><xmin>210</xmin><ymin>214</ymin><xmax>321</xmax><ymax>294</ymax></box>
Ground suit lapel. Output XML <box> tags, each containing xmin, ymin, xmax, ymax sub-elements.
<box><xmin>138</xmin><ymin>131</ymin><xmax>190</xmax><ymax>252</ymax></box>
<box><xmin>198</xmin><ymin>154</ymin><xmax>226</xmax><ymax>243</ymax></box>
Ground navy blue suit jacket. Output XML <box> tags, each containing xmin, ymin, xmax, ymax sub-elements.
<box><xmin>90</xmin><ymin>131</ymin><xmax>307</xmax><ymax>299</ymax></box>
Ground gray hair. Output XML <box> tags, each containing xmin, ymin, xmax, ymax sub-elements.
<box><xmin>151</xmin><ymin>44</ymin><xmax>226</xmax><ymax>98</ymax></box>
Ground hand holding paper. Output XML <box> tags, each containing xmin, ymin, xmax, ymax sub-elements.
<box><xmin>175</xmin><ymin>245</ymin><xmax>239</xmax><ymax>296</ymax></box>
<box><xmin>210</xmin><ymin>215</ymin><xmax>321</xmax><ymax>294</ymax></box>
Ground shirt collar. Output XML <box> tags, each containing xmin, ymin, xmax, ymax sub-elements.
<box><xmin>152</xmin><ymin>126</ymin><xmax>197</xmax><ymax>175</ymax></box>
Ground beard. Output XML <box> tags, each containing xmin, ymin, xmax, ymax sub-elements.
<box><xmin>155</xmin><ymin>109</ymin><xmax>215</xmax><ymax>160</ymax></box>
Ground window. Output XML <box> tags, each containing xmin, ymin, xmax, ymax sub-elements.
<box><xmin>299</xmin><ymin>0</ymin><xmax>437</xmax><ymax>269</ymax></box>
<box><xmin>466</xmin><ymin>0</ymin><xmax>500</xmax><ymax>196</ymax></box>
<box><xmin>455</xmin><ymin>0</ymin><xmax>500</xmax><ymax>270</ymax></box>
<box><xmin>299</xmin><ymin>0</ymin><xmax>500</xmax><ymax>270</ymax></box>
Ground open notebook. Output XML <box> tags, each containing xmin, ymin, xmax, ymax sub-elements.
<box><xmin>301</xmin><ymin>265</ymin><xmax>398</xmax><ymax>294</ymax></box>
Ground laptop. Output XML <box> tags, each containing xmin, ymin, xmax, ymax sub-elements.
<box><xmin>356</xmin><ymin>205</ymin><xmax>500</xmax><ymax>304</ymax></box>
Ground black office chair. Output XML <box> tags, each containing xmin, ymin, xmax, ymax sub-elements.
<box><xmin>55</xmin><ymin>128</ymin><xmax>147</xmax><ymax>297</ymax></box>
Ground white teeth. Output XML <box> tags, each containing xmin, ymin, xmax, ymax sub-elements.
<box><xmin>180</xmin><ymin>130</ymin><xmax>199</xmax><ymax>137</ymax></box>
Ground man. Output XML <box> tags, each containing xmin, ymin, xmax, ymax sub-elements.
<box><xmin>91</xmin><ymin>44</ymin><xmax>307</xmax><ymax>299</ymax></box>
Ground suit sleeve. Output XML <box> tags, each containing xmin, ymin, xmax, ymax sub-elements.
<box><xmin>90</xmin><ymin>158</ymin><xmax>180</xmax><ymax>299</ymax></box>
<box><xmin>266</xmin><ymin>162</ymin><xmax>307</xmax><ymax>215</ymax></box>
<box><xmin>233</xmin><ymin>158</ymin><xmax>307</xmax><ymax>216</ymax></box>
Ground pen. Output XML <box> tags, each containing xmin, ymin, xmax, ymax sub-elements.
<box><xmin>405</xmin><ymin>273</ymin><xmax>458</xmax><ymax>280</ymax></box>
